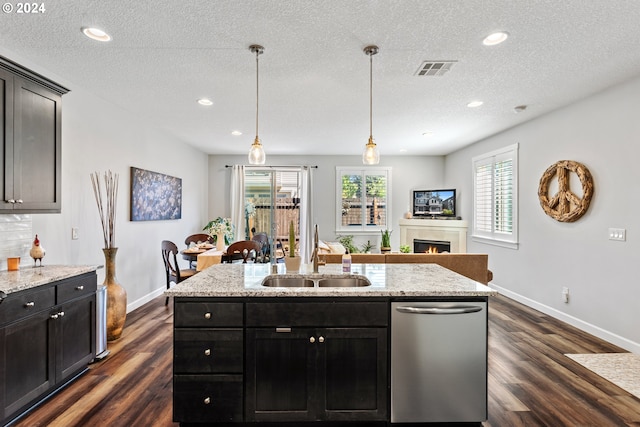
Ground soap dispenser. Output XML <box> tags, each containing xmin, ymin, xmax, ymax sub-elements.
<box><xmin>342</xmin><ymin>249</ymin><xmax>351</xmax><ymax>273</ymax></box>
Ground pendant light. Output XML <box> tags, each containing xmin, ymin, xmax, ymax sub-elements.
<box><xmin>248</xmin><ymin>44</ymin><xmax>266</xmax><ymax>165</ymax></box>
<box><xmin>362</xmin><ymin>45</ymin><xmax>380</xmax><ymax>165</ymax></box>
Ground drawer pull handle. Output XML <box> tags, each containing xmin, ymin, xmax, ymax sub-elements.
<box><xmin>7</xmin><ymin>199</ymin><xmax>15</xmax><ymax>203</ymax></box>
<box><xmin>16</xmin><ymin>199</ymin><xmax>23</xmax><ymax>204</ymax></box>
<box><xmin>24</xmin><ymin>301</ymin><xmax>35</xmax><ymax>308</ymax></box>
<box><xmin>76</xmin><ymin>285</ymin><xmax>84</xmax><ymax>290</ymax></box>
<box><xmin>204</xmin><ymin>349</ymin><xmax>211</xmax><ymax>356</ymax></box>
<box><xmin>204</xmin><ymin>312</ymin><xmax>211</xmax><ymax>319</ymax></box>
<box><xmin>51</xmin><ymin>313</ymin><xmax>59</xmax><ymax>319</ymax></box>
<box><xmin>309</xmin><ymin>336</ymin><xmax>316</xmax><ymax>343</ymax></box>
<box><xmin>204</xmin><ymin>397</ymin><xmax>211</xmax><ymax>405</ymax></box>
<box><xmin>58</xmin><ymin>311</ymin><xmax>65</xmax><ymax>317</ymax></box>
<box><xmin>318</xmin><ymin>336</ymin><xmax>325</xmax><ymax>343</ymax></box>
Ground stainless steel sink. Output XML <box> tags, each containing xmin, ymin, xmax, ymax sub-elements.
<box><xmin>318</xmin><ymin>277</ymin><xmax>371</xmax><ymax>287</ymax></box>
<box><xmin>261</xmin><ymin>277</ymin><xmax>315</xmax><ymax>287</ymax></box>
<box><xmin>260</xmin><ymin>275</ymin><xmax>372</xmax><ymax>288</ymax></box>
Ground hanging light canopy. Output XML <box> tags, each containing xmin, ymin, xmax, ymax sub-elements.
<box><xmin>362</xmin><ymin>45</ymin><xmax>380</xmax><ymax>165</ymax></box>
<box><xmin>248</xmin><ymin>44</ymin><xmax>266</xmax><ymax>165</ymax></box>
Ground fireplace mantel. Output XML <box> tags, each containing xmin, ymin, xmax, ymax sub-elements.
<box><xmin>399</xmin><ymin>218</ymin><xmax>468</xmax><ymax>253</ymax></box>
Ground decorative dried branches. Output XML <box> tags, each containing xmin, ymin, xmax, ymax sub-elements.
<box><xmin>91</xmin><ymin>171</ymin><xmax>119</xmax><ymax>248</ymax></box>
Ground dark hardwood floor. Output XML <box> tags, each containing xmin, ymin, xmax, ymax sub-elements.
<box><xmin>11</xmin><ymin>294</ymin><xmax>640</xmax><ymax>427</ymax></box>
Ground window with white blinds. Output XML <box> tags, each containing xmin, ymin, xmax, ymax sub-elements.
<box><xmin>472</xmin><ymin>143</ymin><xmax>518</xmax><ymax>249</ymax></box>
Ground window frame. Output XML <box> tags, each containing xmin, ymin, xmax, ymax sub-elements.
<box><xmin>335</xmin><ymin>166</ymin><xmax>392</xmax><ymax>234</ymax></box>
<box><xmin>471</xmin><ymin>143</ymin><xmax>519</xmax><ymax>249</ymax></box>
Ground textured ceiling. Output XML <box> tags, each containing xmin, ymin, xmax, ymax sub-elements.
<box><xmin>2</xmin><ymin>0</ymin><xmax>640</xmax><ymax>156</ymax></box>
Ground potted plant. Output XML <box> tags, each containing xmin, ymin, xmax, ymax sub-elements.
<box><xmin>361</xmin><ymin>240</ymin><xmax>375</xmax><ymax>253</ymax></box>
<box><xmin>380</xmin><ymin>229</ymin><xmax>392</xmax><ymax>253</ymax></box>
<box><xmin>284</xmin><ymin>220</ymin><xmax>301</xmax><ymax>272</ymax></box>
<box><xmin>203</xmin><ymin>217</ymin><xmax>234</xmax><ymax>251</ymax></box>
<box><xmin>400</xmin><ymin>244</ymin><xmax>411</xmax><ymax>253</ymax></box>
<box><xmin>337</xmin><ymin>235</ymin><xmax>359</xmax><ymax>254</ymax></box>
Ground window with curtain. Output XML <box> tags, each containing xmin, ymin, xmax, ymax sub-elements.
<box><xmin>336</xmin><ymin>167</ymin><xmax>391</xmax><ymax>232</ymax></box>
<box><xmin>472</xmin><ymin>143</ymin><xmax>518</xmax><ymax>249</ymax></box>
<box><xmin>234</xmin><ymin>166</ymin><xmax>314</xmax><ymax>262</ymax></box>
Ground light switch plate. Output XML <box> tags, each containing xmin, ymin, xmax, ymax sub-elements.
<box><xmin>608</xmin><ymin>228</ymin><xmax>626</xmax><ymax>241</ymax></box>
<box><xmin>72</xmin><ymin>227</ymin><xmax>79</xmax><ymax>240</ymax></box>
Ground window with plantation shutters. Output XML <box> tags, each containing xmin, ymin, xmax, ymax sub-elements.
<box><xmin>472</xmin><ymin>144</ymin><xmax>518</xmax><ymax>249</ymax></box>
<box><xmin>336</xmin><ymin>167</ymin><xmax>391</xmax><ymax>233</ymax></box>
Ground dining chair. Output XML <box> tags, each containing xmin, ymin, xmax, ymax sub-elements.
<box><xmin>184</xmin><ymin>233</ymin><xmax>213</xmax><ymax>267</ymax></box>
<box><xmin>225</xmin><ymin>240</ymin><xmax>262</xmax><ymax>263</ymax></box>
<box><xmin>162</xmin><ymin>240</ymin><xmax>197</xmax><ymax>305</ymax></box>
<box><xmin>184</xmin><ymin>233</ymin><xmax>212</xmax><ymax>246</ymax></box>
<box><xmin>251</xmin><ymin>232</ymin><xmax>270</xmax><ymax>263</ymax></box>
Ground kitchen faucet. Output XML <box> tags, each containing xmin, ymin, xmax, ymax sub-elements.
<box><xmin>312</xmin><ymin>224</ymin><xmax>320</xmax><ymax>273</ymax></box>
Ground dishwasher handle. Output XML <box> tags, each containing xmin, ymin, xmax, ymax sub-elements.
<box><xmin>395</xmin><ymin>305</ymin><xmax>483</xmax><ymax>315</ymax></box>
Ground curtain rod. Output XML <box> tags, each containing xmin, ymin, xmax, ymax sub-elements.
<box><xmin>225</xmin><ymin>165</ymin><xmax>318</xmax><ymax>169</ymax></box>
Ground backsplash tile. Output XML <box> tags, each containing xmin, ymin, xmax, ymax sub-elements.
<box><xmin>0</xmin><ymin>214</ymin><xmax>32</xmax><ymax>271</ymax></box>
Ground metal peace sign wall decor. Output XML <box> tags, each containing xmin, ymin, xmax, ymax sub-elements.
<box><xmin>538</xmin><ymin>160</ymin><xmax>594</xmax><ymax>222</ymax></box>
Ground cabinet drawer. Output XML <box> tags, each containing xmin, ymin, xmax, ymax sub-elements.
<box><xmin>0</xmin><ymin>286</ymin><xmax>55</xmax><ymax>325</ymax></box>
<box><xmin>246</xmin><ymin>302</ymin><xmax>388</xmax><ymax>327</ymax></box>
<box><xmin>174</xmin><ymin>329</ymin><xmax>243</xmax><ymax>373</ymax></box>
<box><xmin>56</xmin><ymin>273</ymin><xmax>97</xmax><ymax>304</ymax></box>
<box><xmin>173</xmin><ymin>374</ymin><xmax>243</xmax><ymax>423</ymax></box>
<box><xmin>174</xmin><ymin>302</ymin><xmax>243</xmax><ymax>327</ymax></box>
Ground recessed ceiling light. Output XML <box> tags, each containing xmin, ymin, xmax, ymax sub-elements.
<box><xmin>197</xmin><ymin>98</ymin><xmax>213</xmax><ymax>106</ymax></box>
<box><xmin>82</xmin><ymin>27</ymin><xmax>111</xmax><ymax>42</ymax></box>
<box><xmin>231</xmin><ymin>130</ymin><xmax>242</xmax><ymax>136</ymax></box>
<box><xmin>422</xmin><ymin>131</ymin><xmax>434</xmax><ymax>137</ymax></box>
<box><xmin>467</xmin><ymin>101</ymin><xmax>484</xmax><ymax>108</ymax></box>
<box><xmin>483</xmin><ymin>31</ymin><xmax>509</xmax><ymax>46</ymax></box>
<box><xmin>514</xmin><ymin>105</ymin><xmax>527</xmax><ymax>113</ymax></box>
<box><xmin>399</xmin><ymin>148</ymin><xmax>407</xmax><ymax>153</ymax></box>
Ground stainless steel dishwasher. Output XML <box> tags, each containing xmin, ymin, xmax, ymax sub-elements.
<box><xmin>391</xmin><ymin>301</ymin><xmax>487</xmax><ymax>423</ymax></box>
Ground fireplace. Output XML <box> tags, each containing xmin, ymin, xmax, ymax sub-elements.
<box><xmin>399</xmin><ymin>218</ymin><xmax>468</xmax><ymax>253</ymax></box>
<box><xmin>414</xmin><ymin>239</ymin><xmax>451</xmax><ymax>253</ymax></box>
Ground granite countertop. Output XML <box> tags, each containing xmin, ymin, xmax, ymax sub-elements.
<box><xmin>165</xmin><ymin>263</ymin><xmax>497</xmax><ymax>298</ymax></box>
<box><xmin>0</xmin><ymin>265</ymin><xmax>100</xmax><ymax>296</ymax></box>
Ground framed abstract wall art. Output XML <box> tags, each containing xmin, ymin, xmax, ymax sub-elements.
<box><xmin>130</xmin><ymin>167</ymin><xmax>182</xmax><ymax>221</ymax></box>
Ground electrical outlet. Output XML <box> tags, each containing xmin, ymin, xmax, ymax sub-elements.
<box><xmin>608</xmin><ymin>228</ymin><xmax>626</xmax><ymax>241</ymax></box>
<box><xmin>562</xmin><ymin>287</ymin><xmax>569</xmax><ymax>303</ymax></box>
<box><xmin>72</xmin><ymin>227</ymin><xmax>79</xmax><ymax>240</ymax></box>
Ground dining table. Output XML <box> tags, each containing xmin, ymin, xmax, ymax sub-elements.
<box><xmin>195</xmin><ymin>248</ymin><xmax>227</xmax><ymax>271</ymax></box>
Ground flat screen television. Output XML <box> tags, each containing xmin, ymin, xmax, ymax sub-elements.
<box><xmin>412</xmin><ymin>189</ymin><xmax>456</xmax><ymax>218</ymax></box>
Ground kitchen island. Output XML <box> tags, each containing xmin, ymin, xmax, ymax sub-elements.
<box><xmin>0</xmin><ymin>265</ymin><xmax>98</xmax><ymax>426</ymax></box>
<box><xmin>166</xmin><ymin>263</ymin><xmax>497</xmax><ymax>426</ymax></box>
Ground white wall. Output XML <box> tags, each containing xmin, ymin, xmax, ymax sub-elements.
<box><xmin>445</xmin><ymin>75</ymin><xmax>640</xmax><ymax>353</ymax></box>
<box><xmin>207</xmin><ymin>154</ymin><xmax>445</xmax><ymax>253</ymax></box>
<box><xmin>2</xmin><ymin>48</ymin><xmax>210</xmax><ymax>311</ymax></box>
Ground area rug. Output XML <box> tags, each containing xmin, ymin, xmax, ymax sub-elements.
<box><xmin>565</xmin><ymin>353</ymin><xmax>640</xmax><ymax>399</ymax></box>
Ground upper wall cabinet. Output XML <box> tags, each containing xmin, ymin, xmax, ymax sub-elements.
<box><xmin>0</xmin><ymin>56</ymin><xmax>69</xmax><ymax>213</ymax></box>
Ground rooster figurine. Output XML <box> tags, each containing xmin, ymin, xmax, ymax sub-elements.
<box><xmin>30</xmin><ymin>234</ymin><xmax>45</xmax><ymax>267</ymax></box>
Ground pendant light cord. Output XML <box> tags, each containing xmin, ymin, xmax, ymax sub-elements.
<box><xmin>369</xmin><ymin>51</ymin><xmax>373</xmax><ymax>139</ymax></box>
<box><xmin>255</xmin><ymin>49</ymin><xmax>259</xmax><ymax>139</ymax></box>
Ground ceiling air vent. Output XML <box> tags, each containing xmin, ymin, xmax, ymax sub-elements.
<box><xmin>415</xmin><ymin>60</ymin><xmax>457</xmax><ymax>76</ymax></box>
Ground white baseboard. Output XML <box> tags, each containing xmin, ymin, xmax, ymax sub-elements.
<box><xmin>127</xmin><ymin>287</ymin><xmax>166</xmax><ymax>313</ymax></box>
<box><xmin>490</xmin><ymin>283</ymin><xmax>640</xmax><ymax>355</ymax></box>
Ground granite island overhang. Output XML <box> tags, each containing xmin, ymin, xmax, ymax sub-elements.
<box><xmin>164</xmin><ymin>262</ymin><xmax>497</xmax><ymax>298</ymax></box>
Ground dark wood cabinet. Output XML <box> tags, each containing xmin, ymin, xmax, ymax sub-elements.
<box><xmin>0</xmin><ymin>272</ymin><xmax>96</xmax><ymax>425</ymax></box>
<box><xmin>245</xmin><ymin>300</ymin><xmax>388</xmax><ymax>423</ymax></box>
<box><xmin>173</xmin><ymin>298</ymin><xmax>389</xmax><ymax>426</ymax></box>
<box><xmin>173</xmin><ymin>301</ymin><xmax>244</xmax><ymax>423</ymax></box>
<box><xmin>0</xmin><ymin>55</ymin><xmax>68</xmax><ymax>213</ymax></box>
<box><xmin>245</xmin><ymin>326</ymin><xmax>387</xmax><ymax>422</ymax></box>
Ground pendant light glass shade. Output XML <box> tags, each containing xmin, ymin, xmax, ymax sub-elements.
<box><xmin>248</xmin><ymin>137</ymin><xmax>265</xmax><ymax>164</ymax></box>
<box><xmin>363</xmin><ymin>136</ymin><xmax>380</xmax><ymax>165</ymax></box>
<box><xmin>362</xmin><ymin>45</ymin><xmax>380</xmax><ymax>165</ymax></box>
<box><xmin>248</xmin><ymin>45</ymin><xmax>266</xmax><ymax>165</ymax></box>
